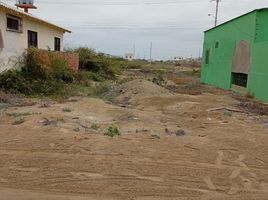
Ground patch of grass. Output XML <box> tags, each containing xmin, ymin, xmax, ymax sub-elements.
<box><xmin>224</xmin><ymin>111</ymin><xmax>232</xmax><ymax>117</ymax></box>
<box><xmin>91</xmin><ymin>123</ymin><xmax>99</xmax><ymax>130</ymax></box>
<box><xmin>246</xmin><ymin>92</ymin><xmax>255</xmax><ymax>99</ymax></box>
<box><xmin>62</xmin><ymin>108</ymin><xmax>72</xmax><ymax>113</ymax></box>
<box><xmin>56</xmin><ymin>118</ymin><xmax>65</xmax><ymax>123</ymax></box>
<box><xmin>13</xmin><ymin>118</ymin><xmax>25</xmax><ymax>125</ymax></box>
<box><xmin>151</xmin><ymin>134</ymin><xmax>161</xmax><ymax>140</ymax></box>
<box><xmin>166</xmin><ymin>82</ymin><xmax>202</xmax><ymax>95</ymax></box>
<box><xmin>7</xmin><ymin>112</ymin><xmax>41</xmax><ymax>117</ymax></box>
<box><xmin>152</xmin><ymin>71</ymin><xmax>167</xmax><ymax>86</ymax></box>
<box><xmin>68</xmin><ymin>47</ymin><xmax>125</xmax><ymax>80</ymax></box>
<box><xmin>73</xmin><ymin>127</ymin><xmax>80</xmax><ymax>132</ymax></box>
<box><xmin>191</xmin><ymin>69</ymin><xmax>201</xmax><ymax>77</ymax></box>
<box><xmin>104</xmin><ymin>126</ymin><xmax>121</xmax><ymax>137</ymax></box>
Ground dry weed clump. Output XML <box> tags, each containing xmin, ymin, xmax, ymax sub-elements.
<box><xmin>166</xmin><ymin>82</ymin><xmax>202</xmax><ymax>95</ymax></box>
<box><xmin>0</xmin><ymin>90</ymin><xmax>9</xmax><ymax>103</ymax></box>
<box><xmin>239</xmin><ymin>100</ymin><xmax>268</xmax><ymax>116</ymax></box>
<box><xmin>167</xmin><ymin>75</ymin><xmax>195</xmax><ymax>85</ymax></box>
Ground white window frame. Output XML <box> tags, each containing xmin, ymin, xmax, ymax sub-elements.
<box><xmin>6</xmin><ymin>15</ymin><xmax>23</xmax><ymax>33</ymax></box>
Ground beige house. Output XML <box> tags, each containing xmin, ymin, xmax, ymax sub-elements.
<box><xmin>0</xmin><ymin>1</ymin><xmax>71</xmax><ymax>72</ymax></box>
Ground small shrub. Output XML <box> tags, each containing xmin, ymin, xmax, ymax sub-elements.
<box><xmin>152</xmin><ymin>71</ymin><xmax>167</xmax><ymax>86</ymax></box>
<box><xmin>62</xmin><ymin>108</ymin><xmax>72</xmax><ymax>112</ymax></box>
<box><xmin>13</xmin><ymin>118</ymin><xmax>25</xmax><ymax>125</ymax></box>
<box><xmin>73</xmin><ymin>127</ymin><xmax>80</xmax><ymax>132</ymax></box>
<box><xmin>191</xmin><ymin>69</ymin><xmax>201</xmax><ymax>78</ymax></box>
<box><xmin>175</xmin><ymin>62</ymin><xmax>181</xmax><ymax>67</ymax></box>
<box><xmin>0</xmin><ymin>90</ymin><xmax>11</xmax><ymax>103</ymax></box>
<box><xmin>50</xmin><ymin>58</ymin><xmax>75</xmax><ymax>83</ymax></box>
<box><xmin>91</xmin><ymin>83</ymin><xmax>110</xmax><ymax>97</ymax></box>
<box><xmin>151</xmin><ymin>134</ymin><xmax>161</xmax><ymax>140</ymax></box>
<box><xmin>224</xmin><ymin>111</ymin><xmax>232</xmax><ymax>117</ymax></box>
<box><xmin>104</xmin><ymin>127</ymin><xmax>121</xmax><ymax>137</ymax></box>
<box><xmin>246</xmin><ymin>92</ymin><xmax>255</xmax><ymax>99</ymax></box>
<box><xmin>91</xmin><ymin>123</ymin><xmax>99</xmax><ymax>130</ymax></box>
<box><xmin>70</xmin><ymin>47</ymin><xmax>121</xmax><ymax>80</ymax></box>
<box><xmin>7</xmin><ymin>112</ymin><xmax>41</xmax><ymax>117</ymax></box>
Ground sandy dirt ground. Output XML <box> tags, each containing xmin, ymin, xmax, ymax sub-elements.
<box><xmin>0</xmin><ymin>68</ymin><xmax>268</xmax><ymax>200</ymax></box>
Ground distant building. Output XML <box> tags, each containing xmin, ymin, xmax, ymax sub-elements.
<box><xmin>125</xmin><ymin>53</ymin><xmax>134</xmax><ymax>61</ymax></box>
<box><xmin>0</xmin><ymin>1</ymin><xmax>78</xmax><ymax>72</ymax></box>
<box><xmin>174</xmin><ymin>56</ymin><xmax>183</xmax><ymax>62</ymax></box>
<box><xmin>201</xmin><ymin>8</ymin><xmax>268</xmax><ymax>102</ymax></box>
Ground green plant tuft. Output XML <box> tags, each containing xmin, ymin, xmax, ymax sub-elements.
<box><xmin>13</xmin><ymin>118</ymin><xmax>25</xmax><ymax>125</ymax></box>
<box><xmin>151</xmin><ymin>134</ymin><xmax>161</xmax><ymax>140</ymax></box>
<box><xmin>104</xmin><ymin>126</ymin><xmax>121</xmax><ymax>137</ymax></box>
<box><xmin>91</xmin><ymin>123</ymin><xmax>99</xmax><ymax>130</ymax></box>
<box><xmin>62</xmin><ymin>108</ymin><xmax>72</xmax><ymax>112</ymax></box>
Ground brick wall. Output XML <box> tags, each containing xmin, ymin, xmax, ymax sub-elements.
<box><xmin>37</xmin><ymin>50</ymin><xmax>79</xmax><ymax>71</ymax></box>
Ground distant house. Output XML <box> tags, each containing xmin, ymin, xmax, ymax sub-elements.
<box><xmin>0</xmin><ymin>1</ymin><xmax>78</xmax><ymax>72</ymax></box>
<box><xmin>174</xmin><ymin>56</ymin><xmax>183</xmax><ymax>62</ymax></box>
<box><xmin>125</xmin><ymin>53</ymin><xmax>134</xmax><ymax>61</ymax></box>
<box><xmin>201</xmin><ymin>8</ymin><xmax>268</xmax><ymax>102</ymax></box>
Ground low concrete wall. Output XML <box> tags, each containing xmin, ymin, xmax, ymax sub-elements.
<box><xmin>37</xmin><ymin>50</ymin><xmax>79</xmax><ymax>71</ymax></box>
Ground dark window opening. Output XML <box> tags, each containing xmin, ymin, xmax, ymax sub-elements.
<box><xmin>232</xmin><ymin>73</ymin><xmax>248</xmax><ymax>88</ymax></box>
<box><xmin>7</xmin><ymin>15</ymin><xmax>22</xmax><ymax>32</ymax></box>
<box><xmin>28</xmin><ymin>30</ymin><xmax>38</xmax><ymax>48</ymax></box>
<box><xmin>54</xmin><ymin>37</ymin><xmax>61</xmax><ymax>51</ymax></box>
<box><xmin>205</xmin><ymin>49</ymin><xmax>210</xmax><ymax>64</ymax></box>
<box><xmin>0</xmin><ymin>29</ymin><xmax>4</xmax><ymax>49</ymax></box>
<box><xmin>215</xmin><ymin>42</ymin><xmax>219</xmax><ymax>48</ymax></box>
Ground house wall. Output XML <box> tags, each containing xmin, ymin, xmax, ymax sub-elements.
<box><xmin>201</xmin><ymin>11</ymin><xmax>257</xmax><ymax>90</ymax></box>
<box><xmin>0</xmin><ymin>8</ymin><xmax>64</xmax><ymax>72</ymax></box>
<box><xmin>248</xmin><ymin>10</ymin><xmax>268</xmax><ymax>101</ymax></box>
<box><xmin>201</xmin><ymin>9</ymin><xmax>268</xmax><ymax>102</ymax></box>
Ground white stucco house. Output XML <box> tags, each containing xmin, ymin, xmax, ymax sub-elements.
<box><xmin>0</xmin><ymin>1</ymin><xmax>72</xmax><ymax>72</ymax></box>
<box><xmin>125</xmin><ymin>53</ymin><xmax>134</xmax><ymax>61</ymax></box>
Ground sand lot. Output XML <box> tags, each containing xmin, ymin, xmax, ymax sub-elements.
<box><xmin>0</xmin><ymin>68</ymin><xmax>267</xmax><ymax>200</ymax></box>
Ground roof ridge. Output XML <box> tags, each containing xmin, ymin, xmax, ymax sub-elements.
<box><xmin>205</xmin><ymin>7</ymin><xmax>268</xmax><ymax>32</ymax></box>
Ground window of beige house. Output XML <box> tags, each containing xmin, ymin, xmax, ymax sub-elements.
<box><xmin>6</xmin><ymin>15</ymin><xmax>22</xmax><ymax>33</ymax></box>
<box><xmin>28</xmin><ymin>30</ymin><xmax>38</xmax><ymax>48</ymax></box>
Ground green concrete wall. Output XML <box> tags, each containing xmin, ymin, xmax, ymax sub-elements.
<box><xmin>201</xmin><ymin>9</ymin><xmax>268</xmax><ymax>102</ymax></box>
<box><xmin>248</xmin><ymin>10</ymin><xmax>268</xmax><ymax>101</ymax></box>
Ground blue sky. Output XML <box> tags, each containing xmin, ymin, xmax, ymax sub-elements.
<box><xmin>3</xmin><ymin>0</ymin><xmax>268</xmax><ymax>59</ymax></box>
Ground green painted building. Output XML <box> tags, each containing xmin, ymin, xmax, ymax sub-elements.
<box><xmin>201</xmin><ymin>8</ymin><xmax>268</xmax><ymax>102</ymax></box>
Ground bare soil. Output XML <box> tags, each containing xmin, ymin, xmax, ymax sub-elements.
<box><xmin>0</xmin><ymin>67</ymin><xmax>268</xmax><ymax>200</ymax></box>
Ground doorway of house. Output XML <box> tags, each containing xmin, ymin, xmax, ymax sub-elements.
<box><xmin>231</xmin><ymin>40</ymin><xmax>251</xmax><ymax>92</ymax></box>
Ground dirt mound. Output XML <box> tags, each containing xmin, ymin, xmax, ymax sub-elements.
<box><xmin>108</xmin><ymin>79</ymin><xmax>172</xmax><ymax>106</ymax></box>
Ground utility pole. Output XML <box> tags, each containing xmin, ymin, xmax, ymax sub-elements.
<box><xmin>149</xmin><ymin>42</ymin><xmax>152</xmax><ymax>64</ymax></box>
<box><xmin>133</xmin><ymin>44</ymin><xmax>136</xmax><ymax>59</ymax></box>
<box><xmin>212</xmin><ymin>0</ymin><xmax>220</xmax><ymax>27</ymax></box>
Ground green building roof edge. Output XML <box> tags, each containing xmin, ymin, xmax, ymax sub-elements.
<box><xmin>205</xmin><ymin>8</ymin><xmax>268</xmax><ymax>33</ymax></box>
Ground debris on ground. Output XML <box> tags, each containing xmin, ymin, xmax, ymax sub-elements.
<box><xmin>151</xmin><ymin>134</ymin><xmax>161</xmax><ymax>139</ymax></box>
<box><xmin>175</xmin><ymin>129</ymin><xmax>186</xmax><ymax>136</ymax></box>
<box><xmin>39</xmin><ymin>118</ymin><xmax>59</xmax><ymax>126</ymax></box>
<box><xmin>239</xmin><ymin>100</ymin><xmax>268</xmax><ymax>115</ymax></box>
<box><xmin>206</xmin><ymin>107</ymin><xmax>244</xmax><ymax>113</ymax></box>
